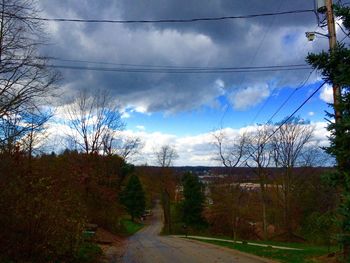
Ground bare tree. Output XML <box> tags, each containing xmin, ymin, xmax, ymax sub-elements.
<box><xmin>212</xmin><ymin>129</ymin><xmax>248</xmax><ymax>240</ymax></box>
<box><xmin>19</xmin><ymin>113</ymin><xmax>51</xmax><ymax>158</ymax></box>
<box><xmin>213</xmin><ymin>129</ymin><xmax>247</xmax><ymax>168</ymax></box>
<box><xmin>66</xmin><ymin>89</ymin><xmax>125</xmax><ymax>154</ymax></box>
<box><xmin>155</xmin><ymin>144</ymin><xmax>179</xmax><ymax>167</ymax></box>
<box><xmin>103</xmin><ymin>134</ymin><xmax>143</xmax><ymax>161</ymax></box>
<box><xmin>299</xmin><ymin>144</ymin><xmax>335</xmax><ymax>167</ymax></box>
<box><xmin>154</xmin><ymin>144</ymin><xmax>178</xmax><ymax>234</ymax></box>
<box><xmin>245</xmin><ymin>125</ymin><xmax>272</xmax><ymax>240</ymax></box>
<box><xmin>271</xmin><ymin>117</ymin><xmax>314</xmax><ymax>238</ymax></box>
<box><xmin>0</xmin><ymin>108</ymin><xmax>51</xmax><ymax>155</ymax></box>
<box><xmin>0</xmin><ymin>0</ymin><xmax>58</xmax><ymax>148</ymax></box>
<box><xmin>209</xmin><ymin>177</ymin><xmax>248</xmax><ymax>241</ymax></box>
<box><xmin>116</xmin><ymin>136</ymin><xmax>143</xmax><ymax>161</ymax></box>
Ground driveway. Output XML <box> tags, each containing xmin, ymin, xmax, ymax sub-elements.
<box><xmin>122</xmin><ymin>203</ymin><xmax>274</xmax><ymax>263</ymax></box>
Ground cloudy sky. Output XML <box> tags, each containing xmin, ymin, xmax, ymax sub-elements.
<box><xmin>37</xmin><ymin>0</ymin><xmax>345</xmax><ymax>166</ymax></box>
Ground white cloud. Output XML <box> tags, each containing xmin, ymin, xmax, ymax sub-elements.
<box><xmin>308</xmin><ymin>111</ymin><xmax>315</xmax><ymax>116</ymax></box>
<box><xmin>121</xmin><ymin>111</ymin><xmax>131</xmax><ymax>119</ymax></box>
<box><xmin>135</xmin><ymin>106</ymin><xmax>149</xmax><ymax>114</ymax></box>
<box><xmin>229</xmin><ymin>84</ymin><xmax>270</xmax><ymax>110</ymax></box>
<box><xmin>320</xmin><ymin>84</ymin><xmax>333</xmax><ymax>103</ymax></box>
<box><xmin>42</xmin><ymin>109</ymin><xmax>330</xmax><ymax>166</ymax></box>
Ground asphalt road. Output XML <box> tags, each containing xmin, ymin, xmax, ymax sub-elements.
<box><xmin>122</xmin><ymin>203</ymin><xmax>270</xmax><ymax>263</ymax></box>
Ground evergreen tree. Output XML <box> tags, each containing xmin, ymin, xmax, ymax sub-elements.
<box><xmin>181</xmin><ymin>172</ymin><xmax>206</xmax><ymax>227</ymax></box>
<box><xmin>120</xmin><ymin>175</ymin><xmax>146</xmax><ymax>221</ymax></box>
<box><xmin>307</xmin><ymin>4</ymin><xmax>350</xmax><ymax>259</ymax></box>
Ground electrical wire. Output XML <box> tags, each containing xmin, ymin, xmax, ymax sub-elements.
<box><xmin>3</xmin><ymin>9</ymin><xmax>314</xmax><ymax>24</ymax></box>
<box><xmin>264</xmin><ymin>80</ymin><xmax>327</xmax><ymax>143</ymax></box>
<box><xmin>38</xmin><ymin>57</ymin><xmax>309</xmax><ymax>71</ymax></box>
<box><xmin>265</xmin><ymin>69</ymin><xmax>315</xmax><ymax>124</ymax></box>
<box><xmin>219</xmin><ymin>0</ymin><xmax>286</xmax><ymax>128</ymax></box>
<box><xmin>337</xmin><ymin>22</ymin><xmax>350</xmax><ymax>42</ymax></box>
<box><xmin>247</xmin><ymin>0</ymin><xmax>285</xmax><ymax>125</ymax></box>
<box><xmin>30</xmin><ymin>63</ymin><xmax>310</xmax><ymax>74</ymax></box>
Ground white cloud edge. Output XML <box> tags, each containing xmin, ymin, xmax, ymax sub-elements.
<box><xmin>43</xmin><ymin>120</ymin><xmax>330</xmax><ymax>166</ymax></box>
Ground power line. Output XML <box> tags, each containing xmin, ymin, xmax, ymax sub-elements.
<box><xmin>266</xmin><ymin>69</ymin><xmax>315</xmax><ymax>124</ymax></box>
<box><xmin>39</xmin><ymin>63</ymin><xmax>311</xmax><ymax>73</ymax></box>
<box><xmin>264</xmin><ymin>80</ymin><xmax>327</xmax><ymax>143</ymax></box>
<box><xmin>246</xmin><ymin>0</ymin><xmax>285</xmax><ymax>125</ymax></box>
<box><xmin>252</xmin><ymin>21</ymin><xmax>319</xmax><ymax>125</ymax></box>
<box><xmin>4</xmin><ymin>9</ymin><xmax>314</xmax><ymax>24</ymax></box>
<box><xmin>37</xmin><ymin>57</ymin><xmax>309</xmax><ymax>70</ymax></box>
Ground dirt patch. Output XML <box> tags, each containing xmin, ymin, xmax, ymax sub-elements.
<box><xmin>95</xmin><ymin>228</ymin><xmax>127</xmax><ymax>263</ymax></box>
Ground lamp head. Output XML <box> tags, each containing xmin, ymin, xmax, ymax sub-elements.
<box><xmin>306</xmin><ymin>32</ymin><xmax>316</xmax><ymax>41</ymax></box>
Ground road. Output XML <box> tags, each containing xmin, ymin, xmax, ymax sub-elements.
<box><xmin>122</xmin><ymin>203</ymin><xmax>271</xmax><ymax>263</ymax></box>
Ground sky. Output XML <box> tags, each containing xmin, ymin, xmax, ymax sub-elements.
<box><xmin>36</xmin><ymin>0</ymin><xmax>346</xmax><ymax>166</ymax></box>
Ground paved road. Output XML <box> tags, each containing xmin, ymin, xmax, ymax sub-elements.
<box><xmin>122</xmin><ymin>204</ymin><xmax>271</xmax><ymax>263</ymax></box>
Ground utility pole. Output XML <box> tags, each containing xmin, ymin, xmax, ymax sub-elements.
<box><xmin>326</xmin><ymin>0</ymin><xmax>342</xmax><ymax>123</ymax></box>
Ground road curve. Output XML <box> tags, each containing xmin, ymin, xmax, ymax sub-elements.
<box><xmin>122</xmin><ymin>203</ymin><xmax>271</xmax><ymax>263</ymax></box>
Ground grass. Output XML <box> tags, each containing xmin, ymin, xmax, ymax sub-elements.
<box><xmin>120</xmin><ymin>218</ymin><xmax>144</xmax><ymax>236</ymax></box>
<box><xmin>74</xmin><ymin>242</ymin><xmax>103</xmax><ymax>263</ymax></box>
<box><xmin>187</xmin><ymin>237</ymin><xmax>338</xmax><ymax>263</ymax></box>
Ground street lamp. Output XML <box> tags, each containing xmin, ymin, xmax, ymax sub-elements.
<box><xmin>315</xmin><ymin>0</ymin><xmax>327</xmax><ymax>13</ymax></box>
<box><xmin>305</xmin><ymin>31</ymin><xmax>329</xmax><ymax>41</ymax></box>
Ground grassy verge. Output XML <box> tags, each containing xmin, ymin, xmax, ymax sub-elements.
<box><xmin>120</xmin><ymin>219</ymin><xmax>144</xmax><ymax>236</ymax></box>
<box><xmin>187</xmin><ymin>237</ymin><xmax>338</xmax><ymax>263</ymax></box>
<box><xmin>74</xmin><ymin>242</ymin><xmax>103</xmax><ymax>263</ymax></box>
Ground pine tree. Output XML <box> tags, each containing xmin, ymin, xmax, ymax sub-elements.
<box><xmin>181</xmin><ymin>172</ymin><xmax>206</xmax><ymax>227</ymax></box>
<box><xmin>120</xmin><ymin>175</ymin><xmax>146</xmax><ymax>221</ymax></box>
<box><xmin>307</xmin><ymin>4</ymin><xmax>350</xmax><ymax>259</ymax></box>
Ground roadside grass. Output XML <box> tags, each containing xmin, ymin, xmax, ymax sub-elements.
<box><xmin>74</xmin><ymin>242</ymin><xmax>103</xmax><ymax>263</ymax></box>
<box><xmin>187</xmin><ymin>237</ymin><xmax>338</xmax><ymax>263</ymax></box>
<box><xmin>120</xmin><ymin>218</ymin><xmax>144</xmax><ymax>236</ymax></box>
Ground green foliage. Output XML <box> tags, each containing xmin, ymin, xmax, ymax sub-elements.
<box><xmin>181</xmin><ymin>172</ymin><xmax>207</xmax><ymax>228</ymax></box>
<box><xmin>74</xmin><ymin>242</ymin><xmax>102</xmax><ymax>263</ymax></box>
<box><xmin>169</xmin><ymin>202</ymin><xmax>187</xmax><ymax>234</ymax></box>
<box><xmin>120</xmin><ymin>219</ymin><xmax>144</xmax><ymax>235</ymax></box>
<box><xmin>302</xmin><ymin>211</ymin><xmax>337</xmax><ymax>246</ymax></box>
<box><xmin>120</xmin><ymin>175</ymin><xmax>146</xmax><ymax>221</ymax></box>
<box><xmin>306</xmin><ymin>4</ymin><xmax>350</xmax><ymax>257</ymax></box>
<box><xmin>307</xmin><ymin>43</ymin><xmax>350</xmax><ymax>86</ymax></box>
<box><xmin>191</xmin><ymin>238</ymin><xmax>338</xmax><ymax>263</ymax></box>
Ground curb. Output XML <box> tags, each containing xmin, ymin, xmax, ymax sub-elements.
<box><xmin>172</xmin><ymin>236</ymin><xmax>279</xmax><ymax>263</ymax></box>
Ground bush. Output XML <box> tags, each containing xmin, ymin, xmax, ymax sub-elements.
<box><xmin>74</xmin><ymin>242</ymin><xmax>102</xmax><ymax>263</ymax></box>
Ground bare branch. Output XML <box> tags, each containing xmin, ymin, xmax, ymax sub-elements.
<box><xmin>155</xmin><ymin>145</ymin><xmax>179</xmax><ymax>167</ymax></box>
<box><xmin>213</xmin><ymin>129</ymin><xmax>247</xmax><ymax>168</ymax></box>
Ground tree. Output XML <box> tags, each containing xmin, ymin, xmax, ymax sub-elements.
<box><xmin>66</xmin><ymin>89</ymin><xmax>125</xmax><ymax>154</ymax></box>
<box><xmin>0</xmin><ymin>0</ymin><xmax>58</xmax><ymax>151</ymax></box>
<box><xmin>212</xmin><ymin>130</ymin><xmax>247</xmax><ymax>238</ymax></box>
<box><xmin>245</xmin><ymin>125</ymin><xmax>272</xmax><ymax>240</ymax></box>
<box><xmin>213</xmin><ymin>129</ymin><xmax>247</xmax><ymax>168</ymax></box>
<box><xmin>155</xmin><ymin>144</ymin><xmax>179</xmax><ymax>167</ymax></box>
<box><xmin>120</xmin><ymin>175</ymin><xmax>146</xmax><ymax>221</ymax></box>
<box><xmin>155</xmin><ymin>144</ymin><xmax>178</xmax><ymax>233</ymax></box>
<box><xmin>271</xmin><ymin>117</ymin><xmax>314</xmax><ymax>238</ymax></box>
<box><xmin>104</xmin><ymin>135</ymin><xmax>143</xmax><ymax>161</ymax></box>
<box><xmin>307</xmin><ymin>4</ymin><xmax>350</xmax><ymax>258</ymax></box>
<box><xmin>181</xmin><ymin>172</ymin><xmax>206</xmax><ymax>227</ymax></box>
<box><xmin>208</xmin><ymin>177</ymin><xmax>249</xmax><ymax>240</ymax></box>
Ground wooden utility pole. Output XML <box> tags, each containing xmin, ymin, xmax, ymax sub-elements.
<box><xmin>326</xmin><ymin>0</ymin><xmax>342</xmax><ymax>123</ymax></box>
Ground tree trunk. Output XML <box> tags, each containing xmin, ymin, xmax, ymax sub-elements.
<box><xmin>162</xmin><ymin>190</ymin><xmax>171</xmax><ymax>234</ymax></box>
<box><xmin>262</xmin><ymin>201</ymin><xmax>267</xmax><ymax>240</ymax></box>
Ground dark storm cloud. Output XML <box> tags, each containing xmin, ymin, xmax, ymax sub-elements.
<box><xmin>38</xmin><ymin>0</ymin><xmax>327</xmax><ymax>112</ymax></box>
